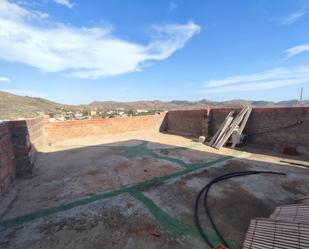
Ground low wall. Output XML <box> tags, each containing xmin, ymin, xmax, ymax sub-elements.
<box><xmin>46</xmin><ymin>114</ymin><xmax>165</xmax><ymax>143</ymax></box>
<box><xmin>1</xmin><ymin>114</ymin><xmax>165</xmax><ymax>195</ymax></box>
<box><xmin>0</xmin><ymin>122</ymin><xmax>15</xmax><ymax>194</ymax></box>
<box><xmin>165</xmin><ymin>109</ymin><xmax>209</xmax><ymax>137</ymax></box>
<box><xmin>1</xmin><ymin>108</ymin><xmax>308</xmax><ymax>195</ymax></box>
<box><xmin>164</xmin><ymin>107</ymin><xmax>309</xmax><ymax>149</ymax></box>
<box><xmin>9</xmin><ymin>116</ymin><xmax>48</xmax><ymax>177</ymax></box>
<box><xmin>210</xmin><ymin>107</ymin><xmax>309</xmax><ymax>148</ymax></box>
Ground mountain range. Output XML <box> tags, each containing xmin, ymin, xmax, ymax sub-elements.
<box><xmin>1</xmin><ymin>91</ymin><xmax>308</xmax><ymax>120</ymax></box>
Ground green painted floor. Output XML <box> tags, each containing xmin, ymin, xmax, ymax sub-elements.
<box><xmin>0</xmin><ymin>142</ymin><xmax>241</xmax><ymax>248</ymax></box>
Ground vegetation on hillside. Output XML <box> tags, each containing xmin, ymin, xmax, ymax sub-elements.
<box><xmin>0</xmin><ymin>91</ymin><xmax>308</xmax><ymax>120</ymax></box>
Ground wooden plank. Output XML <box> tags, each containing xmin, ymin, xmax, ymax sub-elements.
<box><xmin>208</xmin><ymin>111</ymin><xmax>234</xmax><ymax>146</ymax></box>
<box><xmin>238</xmin><ymin>107</ymin><xmax>252</xmax><ymax>134</ymax></box>
<box><xmin>231</xmin><ymin>107</ymin><xmax>252</xmax><ymax>148</ymax></box>
<box><xmin>212</xmin><ymin>107</ymin><xmax>249</xmax><ymax>148</ymax></box>
<box><xmin>215</xmin><ymin>107</ymin><xmax>249</xmax><ymax>149</ymax></box>
<box><xmin>212</xmin><ymin>116</ymin><xmax>233</xmax><ymax>148</ymax></box>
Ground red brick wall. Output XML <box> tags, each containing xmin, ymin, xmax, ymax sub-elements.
<box><xmin>165</xmin><ymin>109</ymin><xmax>209</xmax><ymax>137</ymax></box>
<box><xmin>210</xmin><ymin>107</ymin><xmax>309</xmax><ymax>148</ymax></box>
<box><xmin>10</xmin><ymin>115</ymin><xmax>49</xmax><ymax>150</ymax></box>
<box><xmin>46</xmin><ymin>114</ymin><xmax>165</xmax><ymax>142</ymax></box>
<box><xmin>0</xmin><ymin>122</ymin><xmax>15</xmax><ymax>194</ymax></box>
<box><xmin>9</xmin><ymin>116</ymin><xmax>48</xmax><ymax>176</ymax></box>
<box><xmin>164</xmin><ymin>107</ymin><xmax>309</xmax><ymax>149</ymax></box>
<box><xmin>2</xmin><ymin>107</ymin><xmax>308</xmax><ymax>195</ymax></box>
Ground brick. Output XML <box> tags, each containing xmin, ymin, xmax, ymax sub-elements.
<box><xmin>209</xmin><ymin>107</ymin><xmax>309</xmax><ymax>148</ymax></box>
<box><xmin>166</xmin><ymin>109</ymin><xmax>209</xmax><ymax>137</ymax></box>
<box><xmin>15</xmin><ymin>156</ymin><xmax>33</xmax><ymax>177</ymax></box>
<box><xmin>0</xmin><ymin>122</ymin><xmax>15</xmax><ymax>194</ymax></box>
<box><xmin>46</xmin><ymin>114</ymin><xmax>165</xmax><ymax>142</ymax></box>
<box><xmin>0</xmin><ymin>163</ymin><xmax>9</xmax><ymax>181</ymax></box>
<box><xmin>0</xmin><ymin>174</ymin><xmax>13</xmax><ymax>194</ymax></box>
<box><xmin>13</xmin><ymin>146</ymin><xmax>30</xmax><ymax>157</ymax></box>
<box><xmin>163</xmin><ymin>107</ymin><xmax>309</xmax><ymax>149</ymax></box>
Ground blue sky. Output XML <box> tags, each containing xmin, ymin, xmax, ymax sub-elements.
<box><xmin>0</xmin><ymin>0</ymin><xmax>309</xmax><ymax>104</ymax></box>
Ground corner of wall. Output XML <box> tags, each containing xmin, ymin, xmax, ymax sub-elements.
<box><xmin>0</xmin><ymin>122</ymin><xmax>15</xmax><ymax>194</ymax></box>
<box><xmin>9</xmin><ymin>115</ymin><xmax>49</xmax><ymax>177</ymax></box>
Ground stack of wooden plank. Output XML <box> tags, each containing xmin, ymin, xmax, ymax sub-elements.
<box><xmin>209</xmin><ymin>106</ymin><xmax>252</xmax><ymax>149</ymax></box>
<box><xmin>242</xmin><ymin>203</ymin><xmax>309</xmax><ymax>249</ymax></box>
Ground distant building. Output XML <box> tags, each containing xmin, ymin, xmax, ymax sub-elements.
<box><xmin>55</xmin><ymin>116</ymin><xmax>65</xmax><ymax>121</ymax></box>
<box><xmin>90</xmin><ymin>110</ymin><xmax>97</xmax><ymax>116</ymax></box>
<box><xmin>136</xmin><ymin>109</ymin><xmax>148</xmax><ymax>113</ymax></box>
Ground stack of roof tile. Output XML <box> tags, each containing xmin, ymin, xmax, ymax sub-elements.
<box><xmin>242</xmin><ymin>203</ymin><xmax>309</xmax><ymax>249</ymax></box>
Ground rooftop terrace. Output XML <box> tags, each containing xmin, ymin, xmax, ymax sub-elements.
<box><xmin>0</xmin><ymin>108</ymin><xmax>308</xmax><ymax>249</ymax></box>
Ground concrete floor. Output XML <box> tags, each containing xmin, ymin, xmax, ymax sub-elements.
<box><xmin>0</xmin><ymin>131</ymin><xmax>308</xmax><ymax>249</ymax></box>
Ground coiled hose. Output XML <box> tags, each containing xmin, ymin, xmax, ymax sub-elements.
<box><xmin>194</xmin><ymin>170</ymin><xmax>286</xmax><ymax>248</ymax></box>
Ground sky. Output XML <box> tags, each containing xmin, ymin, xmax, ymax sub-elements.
<box><xmin>0</xmin><ymin>0</ymin><xmax>309</xmax><ymax>104</ymax></box>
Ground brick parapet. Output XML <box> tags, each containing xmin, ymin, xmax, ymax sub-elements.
<box><xmin>45</xmin><ymin>114</ymin><xmax>165</xmax><ymax>142</ymax></box>
<box><xmin>0</xmin><ymin>122</ymin><xmax>15</xmax><ymax>194</ymax></box>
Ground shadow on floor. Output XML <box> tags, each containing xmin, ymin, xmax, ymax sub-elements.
<box><xmin>1</xmin><ymin>137</ymin><xmax>308</xmax><ymax>249</ymax></box>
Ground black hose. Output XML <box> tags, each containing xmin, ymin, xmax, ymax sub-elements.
<box><xmin>194</xmin><ymin>170</ymin><xmax>286</xmax><ymax>248</ymax></box>
<box><xmin>194</xmin><ymin>171</ymin><xmax>254</xmax><ymax>247</ymax></box>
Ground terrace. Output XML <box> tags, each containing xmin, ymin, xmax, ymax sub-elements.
<box><xmin>0</xmin><ymin>108</ymin><xmax>308</xmax><ymax>249</ymax></box>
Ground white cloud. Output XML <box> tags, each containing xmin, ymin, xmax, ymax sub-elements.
<box><xmin>197</xmin><ymin>66</ymin><xmax>309</xmax><ymax>94</ymax></box>
<box><xmin>0</xmin><ymin>0</ymin><xmax>199</xmax><ymax>79</ymax></box>
<box><xmin>0</xmin><ymin>0</ymin><xmax>48</xmax><ymax>20</ymax></box>
<box><xmin>0</xmin><ymin>76</ymin><xmax>10</xmax><ymax>83</ymax></box>
<box><xmin>284</xmin><ymin>44</ymin><xmax>309</xmax><ymax>57</ymax></box>
<box><xmin>282</xmin><ymin>6</ymin><xmax>309</xmax><ymax>25</ymax></box>
<box><xmin>53</xmin><ymin>0</ymin><xmax>74</xmax><ymax>8</ymax></box>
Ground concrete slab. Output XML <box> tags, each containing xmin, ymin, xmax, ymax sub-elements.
<box><xmin>0</xmin><ymin>131</ymin><xmax>308</xmax><ymax>249</ymax></box>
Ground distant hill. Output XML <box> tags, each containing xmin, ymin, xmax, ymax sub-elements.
<box><xmin>0</xmin><ymin>90</ymin><xmax>308</xmax><ymax>120</ymax></box>
<box><xmin>0</xmin><ymin>91</ymin><xmax>80</xmax><ymax>120</ymax></box>
<box><xmin>90</xmin><ymin>99</ymin><xmax>309</xmax><ymax>111</ymax></box>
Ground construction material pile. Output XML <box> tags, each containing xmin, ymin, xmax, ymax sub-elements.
<box><xmin>209</xmin><ymin>106</ymin><xmax>252</xmax><ymax>149</ymax></box>
<box><xmin>243</xmin><ymin>203</ymin><xmax>309</xmax><ymax>249</ymax></box>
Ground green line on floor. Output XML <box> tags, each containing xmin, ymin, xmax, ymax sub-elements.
<box><xmin>129</xmin><ymin>190</ymin><xmax>196</xmax><ymax>236</ymax></box>
<box><xmin>129</xmin><ymin>190</ymin><xmax>237</xmax><ymax>249</ymax></box>
<box><xmin>0</xmin><ymin>153</ymin><xmax>237</xmax><ymax>229</ymax></box>
<box><xmin>114</xmin><ymin>141</ymin><xmax>190</xmax><ymax>168</ymax></box>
